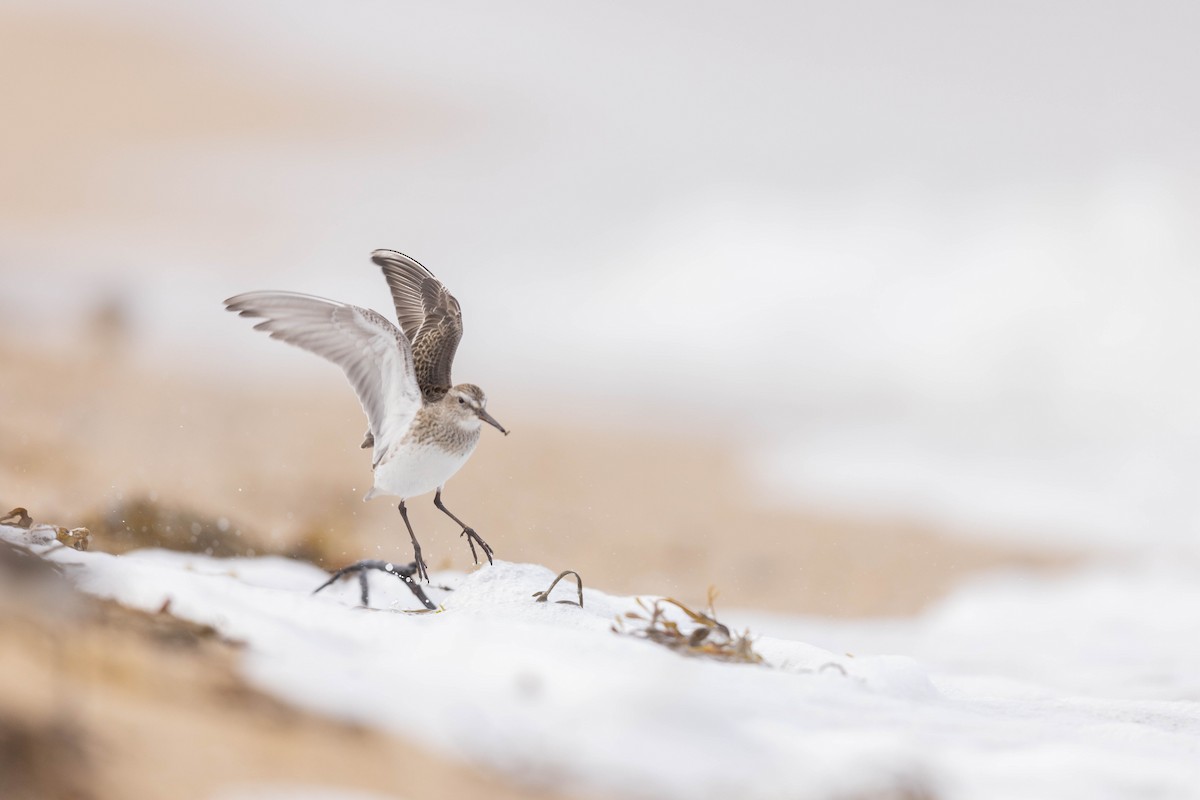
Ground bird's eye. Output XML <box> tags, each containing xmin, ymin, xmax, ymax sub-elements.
<box><xmin>458</xmin><ymin>397</ymin><xmax>465</xmax><ymax>405</ymax></box>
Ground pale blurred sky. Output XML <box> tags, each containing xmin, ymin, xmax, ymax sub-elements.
<box><xmin>2</xmin><ymin>0</ymin><xmax>1198</xmax><ymax>549</ymax></box>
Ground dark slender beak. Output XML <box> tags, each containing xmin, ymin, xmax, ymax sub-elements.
<box><xmin>478</xmin><ymin>408</ymin><xmax>509</xmax><ymax>436</ymax></box>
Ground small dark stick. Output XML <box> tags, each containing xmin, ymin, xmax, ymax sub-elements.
<box><xmin>1</xmin><ymin>507</ymin><xmax>33</xmax><ymax>528</ymax></box>
<box><xmin>532</xmin><ymin>570</ymin><xmax>584</xmax><ymax>608</ymax></box>
<box><xmin>313</xmin><ymin>559</ymin><xmax>438</xmax><ymax>610</ymax></box>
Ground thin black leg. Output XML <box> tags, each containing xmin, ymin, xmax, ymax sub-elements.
<box><xmin>311</xmin><ymin>559</ymin><xmax>436</xmax><ymax>610</ymax></box>
<box><xmin>399</xmin><ymin>499</ymin><xmax>430</xmax><ymax>582</ymax></box>
<box><xmin>433</xmin><ymin>488</ymin><xmax>495</xmax><ymax>566</ymax></box>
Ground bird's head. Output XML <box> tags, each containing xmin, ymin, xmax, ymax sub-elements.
<box><xmin>447</xmin><ymin>384</ymin><xmax>508</xmax><ymax>435</ymax></box>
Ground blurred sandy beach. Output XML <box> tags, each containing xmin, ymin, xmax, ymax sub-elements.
<box><xmin>0</xmin><ymin>335</ymin><xmax>1065</xmax><ymax>617</ymax></box>
<box><xmin>4</xmin><ymin>2</ymin><xmax>1199</xmax><ymax>561</ymax></box>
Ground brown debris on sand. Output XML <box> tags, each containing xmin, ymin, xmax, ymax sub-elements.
<box><xmin>614</xmin><ymin>589</ymin><xmax>764</xmax><ymax>665</ymax></box>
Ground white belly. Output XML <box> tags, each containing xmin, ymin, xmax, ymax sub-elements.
<box><xmin>368</xmin><ymin>440</ymin><xmax>475</xmax><ymax>501</ymax></box>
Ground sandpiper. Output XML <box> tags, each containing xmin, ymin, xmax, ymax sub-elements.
<box><xmin>225</xmin><ymin>250</ymin><xmax>507</xmax><ymax>587</ymax></box>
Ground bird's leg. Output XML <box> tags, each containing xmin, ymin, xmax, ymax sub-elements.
<box><xmin>399</xmin><ymin>500</ymin><xmax>431</xmax><ymax>583</ymax></box>
<box><xmin>433</xmin><ymin>489</ymin><xmax>494</xmax><ymax>566</ymax></box>
<box><xmin>311</xmin><ymin>559</ymin><xmax>437</xmax><ymax>610</ymax></box>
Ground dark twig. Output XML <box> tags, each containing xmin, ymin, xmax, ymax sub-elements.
<box><xmin>1</xmin><ymin>507</ymin><xmax>33</xmax><ymax>528</ymax></box>
<box><xmin>313</xmin><ymin>560</ymin><xmax>438</xmax><ymax>610</ymax></box>
<box><xmin>532</xmin><ymin>569</ymin><xmax>584</xmax><ymax>608</ymax></box>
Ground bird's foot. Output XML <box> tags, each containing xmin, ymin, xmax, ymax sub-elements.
<box><xmin>459</xmin><ymin>527</ymin><xmax>495</xmax><ymax>566</ymax></box>
<box><xmin>411</xmin><ymin>544</ymin><xmax>431</xmax><ymax>584</ymax></box>
<box><xmin>312</xmin><ymin>559</ymin><xmax>436</xmax><ymax>610</ymax></box>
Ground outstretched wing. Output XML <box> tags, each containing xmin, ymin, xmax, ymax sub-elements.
<box><xmin>371</xmin><ymin>249</ymin><xmax>462</xmax><ymax>401</ymax></box>
<box><xmin>224</xmin><ymin>291</ymin><xmax>421</xmax><ymax>459</ymax></box>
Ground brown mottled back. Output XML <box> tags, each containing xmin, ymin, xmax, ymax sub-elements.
<box><xmin>371</xmin><ymin>249</ymin><xmax>463</xmax><ymax>402</ymax></box>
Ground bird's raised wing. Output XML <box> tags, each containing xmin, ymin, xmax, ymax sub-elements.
<box><xmin>224</xmin><ymin>291</ymin><xmax>421</xmax><ymax>458</ymax></box>
<box><xmin>371</xmin><ymin>249</ymin><xmax>462</xmax><ymax>402</ymax></box>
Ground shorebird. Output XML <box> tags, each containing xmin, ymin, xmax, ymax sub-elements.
<box><xmin>225</xmin><ymin>250</ymin><xmax>507</xmax><ymax>588</ymax></box>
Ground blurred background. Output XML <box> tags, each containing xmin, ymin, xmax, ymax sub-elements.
<box><xmin>4</xmin><ymin>2</ymin><xmax>1200</xmax><ymax>798</ymax></box>
<box><xmin>3</xmin><ymin>0</ymin><xmax>1200</xmax><ymax>613</ymax></box>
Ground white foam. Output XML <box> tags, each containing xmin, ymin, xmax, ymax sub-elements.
<box><xmin>10</xmin><ymin>523</ymin><xmax>1199</xmax><ymax>800</ymax></box>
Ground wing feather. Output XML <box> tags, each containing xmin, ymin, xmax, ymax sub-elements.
<box><xmin>371</xmin><ymin>249</ymin><xmax>463</xmax><ymax>400</ymax></box>
<box><xmin>224</xmin><ymin>291</ymin><xmax>421</xmax><ymax>456</ymax></box>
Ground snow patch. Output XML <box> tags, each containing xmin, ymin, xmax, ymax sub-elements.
<box><xmin>6</xmin><ymin>525</ymin><xmax>1200</xmax><ymax>799</ymax></box>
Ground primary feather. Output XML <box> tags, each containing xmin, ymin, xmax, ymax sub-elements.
<box><xmin>372</xmin><ymin>249</ymin><xmax>463</xmax><ymax>402</ymax></box>
<box><xmin>223</xmin><ymin>291</ymin><xmax>422</xmax><ymax>460</ymax></box>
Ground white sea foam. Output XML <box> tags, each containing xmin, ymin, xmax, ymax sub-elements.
<box><xmin>8</xmin><ymin>524</ymin><xmax>1198</xmax><ymax>800</ymax></box>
